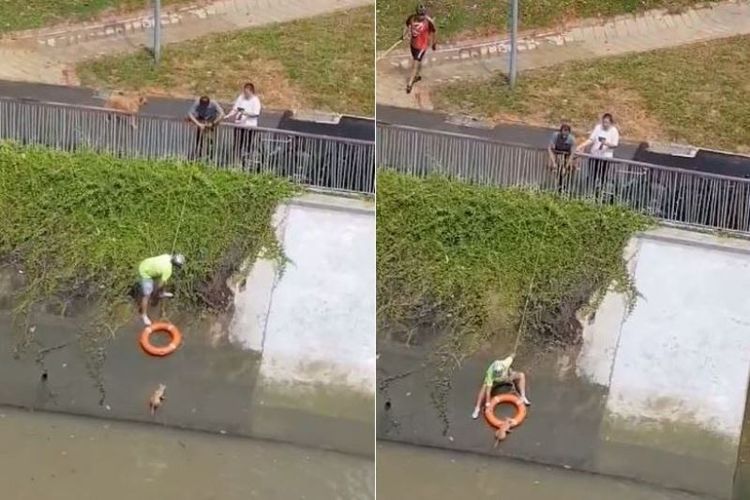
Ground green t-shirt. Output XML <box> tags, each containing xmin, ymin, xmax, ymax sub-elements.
<box><xmin>138</xmin><ymin>254</ymin><xmax>173</xmax><ymax>283</ymax></box>
<box><xmin>483</xmin><ymin>358</ymin><xmax>513</xmax><ymax>386</ymax></box>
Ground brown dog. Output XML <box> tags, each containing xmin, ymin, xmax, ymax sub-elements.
<box><xmin>148</xmin><ymin>383</ymin><xmax>166</xmax><ymax>416</ymax></box>
<box><xmin>104</xmin><ymin>91</ymin><xmax>147</xmax><ymax>128</ymax></box>
<box><xmin>493</xmin><ymin>418</ymin><xmax>513</xmax><ymax>446</ymax></box>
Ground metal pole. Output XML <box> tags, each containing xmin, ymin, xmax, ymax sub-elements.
<box><xmin>153</xmin><ymin>0</ymin><xmax>161</xmax><ymax>65</ymax></box>
<box><xmin>509</xmin><ymin>0</ymin><xmax>519</xmax><ymax>88</ymax></box>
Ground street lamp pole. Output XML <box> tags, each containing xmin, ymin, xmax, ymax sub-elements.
<box><xmin>509</xmin><ymin>0</ymin><xmax>519</xmax><ymax>88</ymax></box>
<box><xmin>153</xmin><ymin>0</ymin><xmax>162</xmax><ymax>65</ymax></box>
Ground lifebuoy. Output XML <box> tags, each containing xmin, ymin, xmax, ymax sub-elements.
<box><xmin>484</xmin><ymin>393</ymin><xmax>527</xmax><ymax>429</ymax></box>
<box><xmin>139</xmin><ymin>321</ymin><xmax>182</xmax><ymax>357</ymax></box>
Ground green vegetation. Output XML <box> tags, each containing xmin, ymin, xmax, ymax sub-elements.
<box><xmin>434</xmin><ymin>35</ymin><xmax>750</xmax><ymax>153</ymax></box>
<box><xmin>77</xmin><ymin>8</ymin><xmax>375</xmax><ymax>117</ymax></box>
<box><xmin>0</xmin><ymin>0</ymin><xmax>192</xmax><ymax>33</ymax></box>
<box><xmin>0</xmin><ymin>143</ymin><xmax>294</xmax><ymax>341</ymax></box>
<box><xmin>377</xmin><ymin>171</ymin><xmax>649</xmax><ymax>427</ymax></box>
<box><xmin>377</xmin><ymin>0</ymin><xmax>716</xmax><ymax>47</ymax></box>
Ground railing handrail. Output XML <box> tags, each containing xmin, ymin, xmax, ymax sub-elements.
<box><xmin>0</xmin><ymin>97</ymin><xmax>375</xmax><ymax>195</ymax></box>
<box><xmin>378</xmin><ymin>122</ymin><xmax>750</xmax><ymax>234</ymax></box>
<box><xmin>377</xmin><ymin>121</ymin><xmax>750</xmax><ymax>185</ymax></box>
<box><xmin>1</xmin><ymin>95</ymin><xmax>375</xmax><ymax>147</ymax></box>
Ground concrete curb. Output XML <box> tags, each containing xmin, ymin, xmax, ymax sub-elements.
<box><xmin>385</xmin><ymin>0</ymin><xmax>740</xmax><ymax>70</ymax></box>
<box><xmin>4</xmin><ymin>1</ymin><xmax>239</xmax><ymax>48</ymax></box>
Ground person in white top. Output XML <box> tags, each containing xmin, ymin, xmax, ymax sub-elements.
<box><xmin>224</xmin><ymin>82</ymin><xmax>262</xmax><ymax>165</ymax></box>
<box><xmin>576</xmin><ymin>113</ymin><xmax>620</xmax><ymax>187</ymax></box>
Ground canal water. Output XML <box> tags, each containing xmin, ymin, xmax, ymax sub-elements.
<box><xmin>0</xmin><ymin>407</ymin><xmax>373</xmax><ymax>500</ymax></box>
<box><xmin>377</xmin><ymin>442</ymin><xmax>710</xmax><ymax>500</ymax></box>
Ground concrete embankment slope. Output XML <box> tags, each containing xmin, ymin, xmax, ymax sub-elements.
<box><xmin>378</xmin><ymin>227</ymin><xmax>750</xmax><ymax>499</ymax></box>
<box><xmin>0</xmin><ymin>193</ymin><xmax>375</xmax><ymax>457</ymax></box>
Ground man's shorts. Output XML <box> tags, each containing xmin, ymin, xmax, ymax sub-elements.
<box><xmin>410</xmin><ymin>45</ymin><xmax>427</xmax><ymax>62</ymax></box>
<box><xmin>140</xmin><ymin>278</ymin><xmax>155</xmax><ymax>297</ymax></box>
<box><xmin>488</xmin><ymin>372</ymin><xmax>515</xmax><ymax>387</ymax></box>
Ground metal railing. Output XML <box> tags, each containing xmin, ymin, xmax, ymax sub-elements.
<box><xmin>378</xmin><ymin>123</ymin><xmax>750</xmax><ymax>234</ymax></box>
<box><xmin>0</xmin><ymin>97</ymin><xmax>375</xmax><ymax>195</ymax></box>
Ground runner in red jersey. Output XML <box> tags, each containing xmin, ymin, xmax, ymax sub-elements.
<box><xmin>403</xmin><ymin>3</ymin><xmax>437</xmax><ymax>94</ymax></box>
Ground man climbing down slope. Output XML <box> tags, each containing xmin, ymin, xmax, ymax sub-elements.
<box><xmin>404</xmin><ymin>3</ymin><xmax>437</xmax><ymax>94</ymax></box>
<box><xmin>472</xmin><ymin>355</ymin><xmax>531</xmax><ymax>419</ymax></box>
<box><xmin>137</xmin><ymin>253</ymin><xmax>185</xmax><ymax>326</ymax></box>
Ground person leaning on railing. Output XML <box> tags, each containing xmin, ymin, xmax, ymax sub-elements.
<box><xmin>547</xmin><ymin>123</ymin><xmax>576</xmax><ymax>193</ymax></box>
<box><xmin>187</xmin><ymin>95</ymin><xmax>224</xmax><ymax>161</ymax></box>
<box><xmin>576</xmin><ymin>113</ymin><xmax>620</xmax><ymax>192</ymax></box>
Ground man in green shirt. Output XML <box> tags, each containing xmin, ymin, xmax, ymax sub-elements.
<box><xmin>472</xmin><ymin>355</ymin><xmax>531</xmax><ymax>419</ymax></box>
<box><xmin>137</xmin><ymin>253</ymin><xmax>185</xmax><ymax>326</ymax></box>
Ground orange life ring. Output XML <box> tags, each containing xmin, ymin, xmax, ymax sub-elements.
<box><xmin>484</xmin><ymin>393</ymin><xmax>527</xmax><ymax>430</ymax></box>
<box><xmin>139</xmin><ymin>321</ymin><xmax>182</xmax><ymax>357</ymax></box>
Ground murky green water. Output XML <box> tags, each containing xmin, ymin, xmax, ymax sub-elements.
<box><xmin>0</xmin><ymin>407</ymin><xmax>373</xmax><ymax>500</ymax></box>
<box><xmin>377</xmin><ymin>442</ymin><xmax>709</xmax><ymax>500</ymax></box>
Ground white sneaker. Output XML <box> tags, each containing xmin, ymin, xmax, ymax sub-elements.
<box><xmin>471</xmin><ymin>407</ymin><xmax>480</xmax><ymax>419</ymax></box>
<box><xmin>522</xmin><ymin>396</ymin><xmax>531</xmax><ymax>406</ymax></box>
<box><xmin>142</xmin><ymin>315</ymin><xmax>152</xmax><ymax>326</ymax></box>
<box><xmin>159</xmin><ymin>292</ymin><xmax>174</xmax><ymax>299</ymax></box>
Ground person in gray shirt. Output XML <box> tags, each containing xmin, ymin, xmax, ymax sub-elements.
<box><xmin>188</xmin><ymin>95</ymin><xmax>224</xmax><ymax>160</ymax></box>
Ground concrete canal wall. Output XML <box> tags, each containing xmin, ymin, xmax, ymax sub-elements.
<box><xmin>230</xmin><ymin>194</ymin><xmax>376</xmax><ymax>450</ymax></box>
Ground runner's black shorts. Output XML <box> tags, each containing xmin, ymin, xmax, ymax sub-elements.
<box><xmin>410</xmin><ymin>45</ymin><xmax>427</xmax><ymax>62</ymax></box>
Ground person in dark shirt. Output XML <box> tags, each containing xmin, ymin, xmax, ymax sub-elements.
<box><xmin>547</xmin><ymin>123</ymin><xmax>576</xmax><ymax>192</ymax></box>
<box><xmin>187</xmin><ymin>95</ymin><xmax>224</xmax><ymax>160</ymax></box>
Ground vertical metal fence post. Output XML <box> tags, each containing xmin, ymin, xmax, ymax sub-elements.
<box><xmin>509</xmin><ymin>0</ymin><xmax>519</xmax><ymax>89</ymax></box>
<box><xmin>153</xmin><ymin>0</ymin><xmax>162</xmax><ymax>65</ymax></box>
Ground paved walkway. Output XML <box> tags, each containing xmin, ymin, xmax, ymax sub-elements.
<box><xmin>378</xmin><ymin>0</ymin><xmax>750</xmax><ymax>110</ymax></box>
<box><xmin>0</xmin><ymin>0</ymin><xmax>371</xmax><ymax>85</ymax></box>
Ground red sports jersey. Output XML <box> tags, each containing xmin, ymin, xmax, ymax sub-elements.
<box><xmin>407</xmin><ymin>16</ymin><xmax>435</xmax><ymax>50</ymax></box>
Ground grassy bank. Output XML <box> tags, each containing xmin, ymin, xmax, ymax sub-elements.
<box><xmin>377</xmin><ymin>0</ymin><xmax>716</xmax><ymax>47</ymax></box>
<box><xmin>377</xmin><ymin>171</ymin><xmax>648</xmax><ymax>424</ymax></box>
<box><xmin>434</xmin><ymin>35</ymin><xmax>750</xmax><ymax>153</ymax></box>
<box><xmin>77</xmin><ymin>7</ymin><xmax>375</xmax><ymax>117</ymax></box>
<box><xmin>0</xmin><ymin>0</ymin><xmax>193</xmax><ymax>33</ymax></box>
<box><xmin>0</xmin><ymin>143</ymin><xmax>294</xmax><ymax>338</ymax></box>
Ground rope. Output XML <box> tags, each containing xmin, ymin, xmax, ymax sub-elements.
<box><xmin>377</xmin><ymin>38</ymin><xmax>403</xmax><ymax>61</ymax></box>
<box><xmin>510</xmin><ymin>214</ymin><xmax>552</xmax><ymax>356</ymax></box>
<box><xmin>170</xmin><ymin>169</ymin><xmax>193</xmax><ymax>255</ymax></box>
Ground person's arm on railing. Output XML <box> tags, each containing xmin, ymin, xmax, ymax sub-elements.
<box><xmin>547</xmin><ymin>133</ymin><xmax>558</xmax><ymax>169</ymax></box>
<box><xmin>187</xmin><ymin>100</ymin><xmax>204</xmax><ymax>129</ymax></box>
<box><xmin>567</xmin><ymin>135</ymin><xmax>577</xmax><ymax>170</ymax></box>
<box><xmin>210</xmin><ymin>101</ymin><xmax>225</xmax><ymax>127</ymax></box>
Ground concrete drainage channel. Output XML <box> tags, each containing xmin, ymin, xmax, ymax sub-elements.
<box><xmin>0</xmin><ymin>193</ymin><xmax>376</xmax><ymax>458</ymax></box>
<box><xmin>377</xmin><ymin>226</ymin><xmax>750</xmax><ymax>500</ymax></box>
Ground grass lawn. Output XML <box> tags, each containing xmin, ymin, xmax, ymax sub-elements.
<box><xmin>0</xmin><ymin>0</ymin><xmax>193</xmax><ymax>33</ymax></box>
<box><xmin>377</xmin><ymin>0</ymin><xmax>717</xmax><ymax>48</ymax></box>
<box><xmin>433</xmin><ymin>35</ymin><xmax>750</xmax><ymax>153</ymax></box>
<box><xmin>77</xmin><ymin>8</ymin><xmax>374</xmax><ymax>117</ymax></box>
